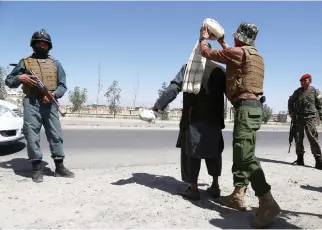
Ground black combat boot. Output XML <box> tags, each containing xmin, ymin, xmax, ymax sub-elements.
<box><xmin>314</xmin><ymin>157</ymin><xmax>322</xmax><ymax>170</ymax></box>
<box><xmin>292</xmin><ymin>154</ymin><xmax>304</xmax><ymax>166</ymax></box>
<box><xmin>54</xmin><ymin>160</ymin><xmax>75</xmax><ymax>178</ymax></box>
<box><xmin>32</xmin><ymin>160</ymin><xmax>43</xmax><ymax>183</ymax></box>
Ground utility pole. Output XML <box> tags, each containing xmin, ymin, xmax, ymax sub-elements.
<box><xmin>133</xmin><ymin>72</ymin><xmax>140</xmax><ymax>109</ymax></box>
<box><xmin>96</xmin><ymin>63</ymin><xmax>102</xmax><ymax>115</ymax></box>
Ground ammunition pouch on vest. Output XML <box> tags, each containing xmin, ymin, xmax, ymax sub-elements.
<box><xmin>23</xmin><ymin>57</ymin><xmax>58</xmax><ymax>97</ymax></box>
<box><xmin>226</xmin><ymin>46</ymin><xmax>264</xmax><ymax>101</ymax></box>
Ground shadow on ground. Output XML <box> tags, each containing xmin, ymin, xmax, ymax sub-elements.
<box><xmin>0</xmin><ymin>142</ymin><xmax>26</xmax><ymax>156</ymax></box>
<box><xmin>258</xmin><ymin>157</ymin><xmax>314</xmax><ymax>169</ymax></box>
<box><xmin>112</xmin><ymin>172</ymin><xmax>321</xmax><ymax>229</ymax></box>
<box><xmin>0</xmin><ymin>158</ymin><xmax>54</xmax><ymax>178</ymax></box>
<box><xmin>300</xmin><ymin>184</ymin><xmax>322</xmax><ymax>193</ymax></box>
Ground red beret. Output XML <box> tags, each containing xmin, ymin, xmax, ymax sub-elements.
<box><xmin>300</xmin><ymin>74</ymin><xmax>311</xmax><ymax>81</ymax></box>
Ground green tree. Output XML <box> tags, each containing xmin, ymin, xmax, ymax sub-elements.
<box><xmin>262</xmin><ymin>104</ymin><xmax>273</xmax><ymax>124</ymax></box>
<box><xmin>104</xmin><ymin>80</ymin><xmax>121</xmax><ymax>118</ymax></box>
<box><xmin>157</xmin><ymin>81</ymin><xmax>170</xmax><ymax>120</ymax></box>
<box><xmin>0</xmin><ymin>67</ymin><xmax>7</xmax><ymax>100</ymax></box>
<box><xmin>277</xmin><ymin>111</ymin><xmax>287</xmax><ymax>123</ymax></box>
<box><xmin>68</xmin><ymin>86</ymin><xmax>88</xmax><ymax>113</ymax></box>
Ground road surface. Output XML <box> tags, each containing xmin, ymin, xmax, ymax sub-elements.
<box><xmin>0</xmin><ymin>128</ymin><xmax>307</xmax><ymax>170</ymax></box>
<box><xmin>0</xmin><ymin>128</ymin><xmax>321</xmax><ymax>229</ymax></box>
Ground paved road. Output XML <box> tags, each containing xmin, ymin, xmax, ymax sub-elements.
<box><xmin>1</xmin><ymin>128</ymin><xmax>295</xmax><ymax>152</ymax></box>
<box><xmin>0</xmin><ymin>128</ymin><xmax>317</xmax><ymax>171</ymax></box>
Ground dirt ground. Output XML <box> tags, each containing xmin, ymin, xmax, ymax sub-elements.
<box><xmin>1</xmin><ymin>154</ymin><xmax>321</xmax><ymax>229</ymax></box>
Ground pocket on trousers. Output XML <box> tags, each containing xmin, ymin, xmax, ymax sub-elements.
<box><xmin>247</xmin><ymin>109</ymin><xmax>262</xmax><ymax>131</ymax></box>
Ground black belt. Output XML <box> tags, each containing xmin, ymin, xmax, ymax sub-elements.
<box><xmin>232</xmin><ymin>99</ymin><xmax>262</xmax><ymax>108</ymax></box>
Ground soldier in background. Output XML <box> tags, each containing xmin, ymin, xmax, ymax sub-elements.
<box><xmin>288</xmin><ymin>73</ymin><xmax>322</xmax><ymax>170</ymax></box>
<box><xmin>152</xmin><ymin>57</ymin><xmax>226</xmax><ymax>201</ymax></box>
<box><xmin>5</xmin><ymin>29</ymin><xmax>75</xmax><ymax>183</ymax></box>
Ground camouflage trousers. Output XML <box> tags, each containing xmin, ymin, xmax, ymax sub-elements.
<box><xmin>294</xmin><ymin>117</ymin><xmax>322</xmax><ymax>158</ymax></box>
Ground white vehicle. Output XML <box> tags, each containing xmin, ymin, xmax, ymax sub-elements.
<box><xmin>0</xmin><ymin>99</ymin><xmax>23</xmax><ymax>117</ymax></box>
<box><xmin>0</xmin><ymin>103</ymin><xmax>24</xmax><ymax>145</ymax></box>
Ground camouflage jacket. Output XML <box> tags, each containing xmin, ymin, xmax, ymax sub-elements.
<box><xmin>288</xmin><ymin>86</ymin><xmax>322</xmax><ymax>118</ymax></box>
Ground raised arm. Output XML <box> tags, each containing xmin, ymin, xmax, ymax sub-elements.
<box><xmin>153</xmin><ymin>64</ymin><xmax>186</xmax><ymax>111</ymax></box>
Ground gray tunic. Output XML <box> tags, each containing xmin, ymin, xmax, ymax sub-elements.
<box><xmin>154</xmin><ymin>61</ymin><xmax>226</xmax><ymax>159</ymax></box>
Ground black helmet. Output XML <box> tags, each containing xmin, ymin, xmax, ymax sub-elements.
<box><xmin>30</xmin><ymin>29</ymin><xmax>52</xmax><ymax>50</ymax></box>
<box><xmin>232</xmin><ymin>23</ymin><xmax>259</xmax><ymax>46</ymax></box>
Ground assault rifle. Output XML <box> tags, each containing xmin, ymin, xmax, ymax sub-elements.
<box><xmin>9</xmin><ymin>63</ymin><xmax>66</xmax><ymax>117</ymax></box>
<box><xmin>288</xmin><ymin>120</ymin><xmax>294</xmax><ymax>153</ymax></box>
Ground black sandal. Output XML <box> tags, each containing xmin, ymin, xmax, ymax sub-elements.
<box><xmin>178</xmin><ymin>186</ymin><xmax>201</xmax><ymax>200</ymax></box>
<box><xmin>206</xmin><ymin>186</ymin><xmax>221</xmax><ymax>198</ymax></box>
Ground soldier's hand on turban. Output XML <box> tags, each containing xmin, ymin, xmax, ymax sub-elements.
<box><xmin>217</xmin><ymin>34</ymin><xmax>225</xmax><ymax>43</ymax></box>
<box><xmin>200</xmin><ymin>27</ymin><xmax>210</xmax><ymax>39</ymax></box>
<box><xmin>200</xmin><ymin>26</ymin><xmax>217</xmax><ymax>40</ymax></box>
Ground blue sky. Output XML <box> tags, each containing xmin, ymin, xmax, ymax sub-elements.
<box><xmin>0</xmin><ymin>1</ymin><xmax>321</xmax><ymax>112</ymax></box>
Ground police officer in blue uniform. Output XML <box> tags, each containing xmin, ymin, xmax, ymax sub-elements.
<box><xmin>5</xmin><ymin>29</ymin><xmax>75</xmax><ymax>183</ymax></box>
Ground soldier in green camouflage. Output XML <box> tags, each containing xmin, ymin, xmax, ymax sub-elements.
<box><xmin>288</xmin><ymin>73</ymin><xmax>322</xmax><ymax>170</ymax></box>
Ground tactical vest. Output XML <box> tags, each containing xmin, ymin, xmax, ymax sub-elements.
<box><xmin>226</xmin><ymin>46</ymin><xmax>264</xmax><ymax>101</ymax></box>
<box><xmin>180</xmin><ymin>60</ymin><xmax>226</xmax><ymax>130</ymax></box>
<box><xmin>23</xmin><ymin>56</ymin><xmax>58</xmax><ymax>96</ymax></box>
